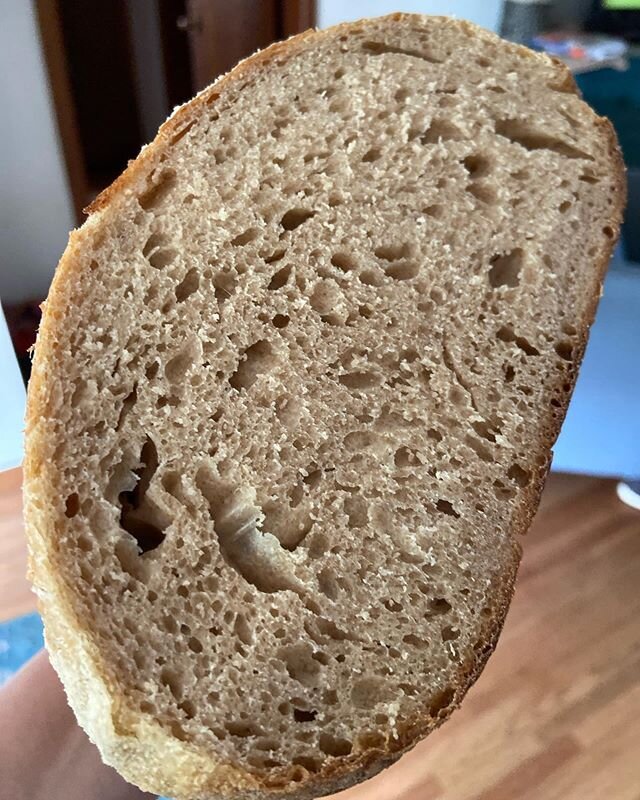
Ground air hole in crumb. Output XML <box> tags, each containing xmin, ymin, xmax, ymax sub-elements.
<box><xmin>386</xmin><ymin>260</ymin><xmax>419</xmax><ymax>281</ymax></box>
<box><xmin>264</xmin><ymin>248</ymin><xmax>286</xmax><ymax>264</ymax></box>
<box><xmin>229</xmin><ymin>340</ymin><xmax>275</xmax><ymax>391</ymax></box>
<box><xmin>463</xmin><ymin>153</ymin><xmax>491</xmax><ymax>177</ymax></box>
<box><xmin>420</xmin><ymin>118</ymin><xmax>462</xmax><ymax>144</ymax></box>
<box><xmin>430</xmin><ymin>598</ymin><xmax>452</xmax><ymax>615</ymax></box>
<box><xmin>281</xmin><ymin>208</ymin><xmax>315</xmax><ymax>231</ymax></box>
<box><xmin>171</xmin><ymin>120</ymin><xmax>196</xmax><ymax>145</ymax></box>
<box><xmin>423</xmin><ymin>203</ymin><xmax>444</xmax><ymax>218</ymax></box>
<box><xmin>436</xmin><ymin>499</ymin><xmax>460</xmax><ymax>518</ymax></box>
<box><xmin>226</xmin><ymin>720</ymin><xmax>264</xmax><ymax>738</ymax></box>
<box><xmin>65</xmin><ymin>493</ymin><xmax>80</xmax><ymax>518</ymax></box>
<box><xmin>603</xmin><ymin>225</ymin><xmax>614</xmax><ymax>239</ymax></box>
<box><xmin>429</xmin><ymin>687</ymin><xmax>454</xmax><ymax>715</ymax></box>
<box><xmin>465</xmin><ymin>435</ymin><xmax>494</xmax><ymax>462</ymax></box>
<box><xmin>362</xmin><ymin>147</ymin><xmax>382</xmax><ymax>163</ymax></box>
<box><xmin>495</xmin><ymin>119</ymin><xmax>593</xmax><ymax>160</ymax></box>
<box><xmin>143</xmin><ymin>232</ymin><xmax>177</xmax><ymax>269</ymax></box>
<box><xmin>118</xmin><ymin>438</ymin><xmax>168</xmax><ymax>556</ymax></box>
<box><xmin>293</xmin><ymin>708</ymin><xmax>317</xmax><ymax>723</ymax></box>
<box><xmin>279</xmin><ymin>644</ymin><xmax>321</xmax><ymax>686</ymax></box>
<box><xmin>351</xmin><ymin>677</ymin><xmax>393</xmax><ymax>709</ymax></box>
<box><xmin>489</xmin><ymin>248</ymin><xmax>523</xmax><ymax>288</ymax></box>
<box><xmin>427</xmin><ymin>427</ymin><xmax>443</xmax><ymax>442</ymax></box>
<box><xmin>319</xmin><ymin>733</ymin><xmax>353</xmax><ymax>757</ymax></box>
<box><xmin>467</xmin><ymin>182</ymin><xmax>497</xmax><ymax>204</ymax></box>
<box><xmin>331</xmin><ymin>252</ymin><xmax>356</xmax><ymax>271</ymax></box>
<box><xmin>175</xmin><ymin>268</ymin><xmax>200</xmax><ymax>302</ymax></box>
<box><xmin>362</xmin><ymin>40</ymin><xmax>442</xmax><ymax>63</ymax></box>
<box><xmin>555</xmin><ymin>340</ymin><xmax>573</xmax><ymax>361</ymax></box>
<box><xmin>160</xmin><ymin>666</ymin><xmax>182</xmax><ymax>700</ymax></box>
<box><xmin>268</xmin><ymin>263</ymin><xmax>292</xmax><ymax>290</ymax></box>
<box><xmin>441</xmin><ymin>626</ymin><xmax>460</xmax><ymax>641</ymax></box>
<box><xmin>403</xmin><ymin>633</ymin><xmax>428</xmax><ymax>648</ymax></box>
<box><xmin>272</xmin><ymin>314</ymin><xmax>290</xmax><ymax>329</ymax></box>
<box><xmin>318</xmin><ymin>567</ymin><xmax>340</xmax><ymax>599</ymax></box>
<box><xmin>508</xmin><ymin>463</ymin><xmax>530</xmax><ymax>487</ymax></box>
<box><xmin>496</xmin><ymin>326</ymin><xmax>540</xmax><ymax>356</ymax></box>
<box><xmin>138</xmin><ymin>169</ymin><xmax>177</xmax><ymax>210</ymax></box>
<box><xmin>504</xmin><ymin>364</ymin><xmax>515</xmax><ymax>382</ymax></box>
<box><xmin>394</xmin><ymin>446</ymin><xmax>421</xmax><ymax>467</ymax></box>
<box><xmin>339</xmin><ymin>371</ymin><xmax>381</xmax><ymax>391</ymax></box>
<box><xmin>343</xmin><ymin>494</ymin><xmax>369</xmax><ymax>528</ymax></box>
<box><xmin>165</xmin><ymin>338</ymin><xmax>200</xmax><ymax>384</ymax></box>
<box><xmin>231</xmin><ymin>227</ymin><xmax>259</xmax><ymax>246</ymax></box>
<box><xmin>188</xmin><ymin>636</ymin><xmax>203</xmax><ymax>653</ymax></box>
<box><xmin>358</xmin><ymin>269</ymin><xmax>383</xmax><ymax>286</ymax></box>
<box><xmin>559</xmin><ymin>200</ymin><xmax>572</xmax><ymax>214</ymax></box>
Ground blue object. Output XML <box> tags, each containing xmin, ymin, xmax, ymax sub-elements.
<box><xmin>553</xmin><ymin>256</ymin><xmax>640</xmax><ymax>479</ymax></box>
<box><xmin>0</xmin><ymin>612</ymin><xmax>44</xmax><ymax>687</ymax></box>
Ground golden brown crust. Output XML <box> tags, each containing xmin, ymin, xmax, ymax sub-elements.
<box><xmin>24</xmin><ymin>12</ymin><xmax>626</xmax><ymax>800</ymax></box>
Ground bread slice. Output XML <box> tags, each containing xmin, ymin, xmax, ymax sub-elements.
<box><xmin>24</xmin><ymin>13</ymin><xmax>624</xmax><ymax>800</ymax></box>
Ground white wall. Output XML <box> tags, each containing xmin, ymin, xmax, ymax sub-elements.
<box><xmin>0</xmin><ymin>0</ymin><xmax>75</xmax><ymax>305</ymax></box>
<box><xmin>318</xmin><ymin>0</ymin><xmax>502</xmax><ymax>34</ymax></box>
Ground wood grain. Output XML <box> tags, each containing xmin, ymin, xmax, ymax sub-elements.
<box><xmin>1</xmin><ymin>469</ymin><xmax>639</xmax><ymax>798</ymax></box>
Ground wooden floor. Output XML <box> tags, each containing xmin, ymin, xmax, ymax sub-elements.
<box><xmin>1</xmin><ymin>469</ymin><xmax>639</xmax><ymax>799</ymax></box>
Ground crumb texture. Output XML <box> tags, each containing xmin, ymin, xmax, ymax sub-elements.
<box><xmin>27</xmin><ymin>13</ymin><xmax>622</xmax><ymax>799</ymax></box>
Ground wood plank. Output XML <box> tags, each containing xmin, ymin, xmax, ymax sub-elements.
<box><xmin>0</xmin><ymin>468</ymin><xmax>34</xmax><ymax>622</ymax></box>
<box><xmin>1</xmin><ymin>470</ymin><xmax>639</xmax><ymax>799</ymax></box>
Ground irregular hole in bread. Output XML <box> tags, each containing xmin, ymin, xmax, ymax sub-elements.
<box><xmin>429</xmin><ymin>687</ymin><xmax>455</xmax><ymax>716</ymax></box>
<box><xmin>165</xmin><ymin>338</ymin><xmax>201</xmax><ymax>384</ymax></box>
<box><xmin>358</xmin><ymin>268</ymin><xmax>383</xmax><ymax>286</ymax></box>
<box><xmin>463</xmin><ymin>153</ymin><xmax>491</xmax><ymax>178</ymax></box>
<box><xmin>361</xmin><ymin>40</ymin><xmax>443</xmax><ymax>64</ymax></box>
<box><xmin>196</xmin><ymin>469</ymin><xmax>302</xmax><ymax>594</ymax></box>
<box><xmin>142</xmin><ymin>232</ymin><xmax>178</xmax><ymax>270</ymax></box>
<box><xmin>138</xmin><ymin>169</ymin><xmax>178</xmax><ymax>210</ymax></box>
<box><xmin>495</xmin><ymin>119</ymin><xmax>594</xmax><ymax>161</ymax></box>
<box><xmin>418</xmin><ymin>118</ymin><xmax>463</xmax><ymax>144</ymax></box>
<box><xmin>330</xmin><ymin>252</ymin><xmax>356</xmax><ymax>272</ymax></box>
<box><xmin>279</xmin><ymin>644</ymin><xmax>322</xmax><ymax>686</ymax></box>
<box><xmin>465</xmin><ymin>434</ymin><xmax>494</xmax><ymax>462</ymax></box>
<box><xmin>467</xmin><ymin>181</ymin><xmax>497</xmax><ymax>204</ymax></box>
<box><xmin>496</xmin><ymin>325</ymin><xmax>540</xmax><ymax>356</ymax></box>
<box><xmin>175</xmin><ymin>268</ymin><xmax>200</xmax><ymax>302</ymax></box>
<box><xmin>231</xmin><ymin>227</ymin><xmax>260</xmax><ymax>246</ymax></box>
<box><xmin>386</xmin><ymin>260</ymin><xmax>419</xmax><ymax>281</ymax></box>
<box><xmin>293</xmin><ymin>707</ymin><xmax>318</xmax><ymax>723</ymax></box>
<box><xmin>436</xmin><ymin>499</ymin><xmax>460</xmax><ymax>518</ymax></box>
<box><xmin>272</xmin><ymin>314</ymin><xmax>290</xmax><ymax>329</ymax></box>
<box><xmin>170</xmin><ymin>119</ymin><xmax>196</xmax><ymax>145</ymax></box>
<box><xmin>65</xmin><ymin>493</ymin><xmax>80</xmax><ymax>518</ymax></box>
<box><xmin>115</xmin><ymin>384</ymin><xmax>138</xmax><ymax>431</ymax></box>
<box><xmin>362</xmin><ymin>147</ymin><xmax>382</xmax><ymax>163</ymax></box>
<box><xmin>351</xmin><ymin>677</ymin><xmax>394</xmax><ymax>709</ymax></box>
<box><xmin>318</xmin><ymin>732</ymin><xmax>353</xmax><ymax>757</ymax></box>
<box><xmin>555</xmin><ymin>340</ymin><xmax>574</xmax><ymax>361</ymax></box>
<box><xmin>281</xmin><ymin>208</ymin><xmax>316</xmax><ymax>231</ymax></box>
<box><xmin>117</xmin><ymin>438</ymin><xmax>169</xmax><ymax>558</ymax></box>
<box><xmin>229</xmin><ymin>340</ymin><xmax>276</xmax><ymax>391</ymax></box>
<box><xmin>488</xmin><ymin>248</ymin><xmax>523</xmax><ymax>289</ymax></box>
<box><xmin>268</xmin><ymin>263</ymin><xmax>293</xmax><ymax>291</ymax></box>
<box><xmin>507</xmin><ymin>463</ymin><xmax>531</xmax><ymax>487</ymax></box>
<box><xmin>339</xmin><ymin>371</ymin><xmax>381</xmax><ymax>392</ymax></box>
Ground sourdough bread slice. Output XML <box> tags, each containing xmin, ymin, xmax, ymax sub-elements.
<box><xmin>25</xmin><ymin>13</ymin><xmax>624</xmax><ymax>800</ymax></box>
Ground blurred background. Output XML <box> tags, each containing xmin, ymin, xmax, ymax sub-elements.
<box><xmin>1</xmin><ymin>2</ymin><xmax>639</xmax><ymax>799</ymax></box>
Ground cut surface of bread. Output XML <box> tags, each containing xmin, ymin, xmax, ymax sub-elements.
<box><xmin>25</xmin><ymin>13</ymin><xmax>624</xmax><ymax>800</ymax></box>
